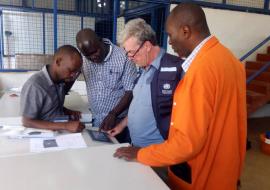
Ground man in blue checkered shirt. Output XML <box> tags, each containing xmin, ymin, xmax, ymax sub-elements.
<box><xmin>76</xmin><ymin>29</ymin><xmax>137</xmax><ymax>142</ymax></box>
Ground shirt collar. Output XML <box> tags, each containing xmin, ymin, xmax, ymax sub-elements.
<box><xmin>182</xmin><ymin>35</ymin><xmax>213</xmax><ymax>73</ymax></box>
<box><xmin>150</xmin><ymin>48</ymin><xmax>165</xmax><ymax>70</ymax></box>
<box><xmin>42</xmin><ymin>65</ymin><xmax>54</xmax><ymax>86</ymax></box>
<box><xmin>102</xmin><ymin>38</ymin><xmax>113</xmax><ymax>62</ymax></box>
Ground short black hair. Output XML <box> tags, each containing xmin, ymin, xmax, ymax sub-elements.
<box><xmin>54</xmin><ymin>45</ymin><xmax>82</xmax><ymax>60</ymax></box>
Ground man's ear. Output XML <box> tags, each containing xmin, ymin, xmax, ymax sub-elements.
<box><xmin>145</xmin><ymin>41</ymin><xmax>151</xmax><ymax>52</ymax></box>
<box><xmin>181</xmin><ymin>25</ymin><xmax>192</xmax><ymax>39</ymax></box>
<box><xmin>55</xmin><ymin>57</ymin><xmax>62</xmax><ymax>66</ymax></box>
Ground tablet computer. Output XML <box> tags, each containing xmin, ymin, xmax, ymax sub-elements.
<box><xmin>87</xmin><ymin>130</ymin><xmax>113</xmax><ymax>143</ymax></box>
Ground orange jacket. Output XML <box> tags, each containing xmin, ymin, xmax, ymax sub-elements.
<box><xmin>137</xmin><ymin>37</ymin><xmax>247</xmax><ymax>190</ymax></box>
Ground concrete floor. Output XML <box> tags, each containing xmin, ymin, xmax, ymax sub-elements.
<box><xmin>241</xmin><ymin>117</ymin><xmax>270</xmax><ymax>190</ymax></box>
<box><xmin>154</xmin><ymin>117</ymin><xmax>270</xmax><ymax>189</ymax></box>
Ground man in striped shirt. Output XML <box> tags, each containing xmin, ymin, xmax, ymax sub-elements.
<box><xmin>76</xmin><ymin>29</ymin><xmax>137</xmax><ymax>142</ymax></box>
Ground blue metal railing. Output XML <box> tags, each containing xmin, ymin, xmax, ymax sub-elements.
<box><xmin>125</xmin><ymin>0</ymin><xmax>270</xmax><ymax>15</ymax></box>
<box><xmin>246</xmin><ymin>61</ymin><xmax>270</xmax><ymax>84</ymax></box>
<box><xmin>241</xmin><ymin>35</ymin><xmax>270</xmax><ymax>84</ymax></box>
<box><xmin>240</xmin><ymin>35</ymin><xmax>270</xmax><ymax>62</ymax></box>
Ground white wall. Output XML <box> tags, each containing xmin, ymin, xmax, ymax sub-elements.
<box><xmin>168</xmin><ymin>5</ymin><xmax>270</xmax><ymax>61</ymax></box>
<box><xmin>168</xmin><ymin>5</ymin><xmax>270</xmax><ymax>117</ymax></box>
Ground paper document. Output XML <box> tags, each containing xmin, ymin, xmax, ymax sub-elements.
<box><xmin>9</xmin><ymin>87</ymin><xmax>22</xmax><ymax>93</ymax></box>
<box><xmin>0</xmin><ymin>125</ymin><xmax>55</xmax><ymax>139</ymax></box>
<box><xmin>30</xmin><ymin>133</ymin><xmax>87</xmax><ymax>153</ymax></box>
<box><xmin>0</xmin><ymin>125</ymin><xmax>24</xmax><ymax>137</ymax></box>
<box><xmin>2</xmin><ymin>126</ymin><xmax>56</xmax><ymax>139</ymax></box>
<box><xmin>0</xmin><ymin>117</ymin><xmax>22</xmax><ymax>126</ymax></box>
<box><xmin>8</xmin><ymin>87</ymin><xmax>22</xmax><ymax>96</ymax></box>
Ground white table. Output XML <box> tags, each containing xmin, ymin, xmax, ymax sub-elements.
<box><xmin>0</xmin><ymin>143</ymin><xmax>169</xmax><ymax>190</ymax></box>
<box><xmin>0</xmin><ymin>91</ymin><xmax>169</xmax><ymax>190</ymax></box>
<box><xmin>0</xmin><ymin>91</ymin><xmax>117</xmax><ymax>158</ymax></box>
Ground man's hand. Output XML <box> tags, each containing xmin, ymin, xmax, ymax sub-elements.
<box><xmin>64</xmin><ymin>108</ymin><xmax>81</xmax><ymax>121</ymax></box>
<box><xmin>99</xmin><ymin>112</ymin><xmax>116</xmax><ymax>131</ymax></box>
<box><xmin>113</xmin><ymin>146</ymin><xmax>141</xmax><ymax>161</ymax></box>
<box><xmin>107</xmin><ymin>123</ymin><xmax>125</xmax><ymax>137</ymax></box>
<box><xmin>65</xmin><ymin>121</ymin><xmax>85</xmax><ymax>133</ymax></box>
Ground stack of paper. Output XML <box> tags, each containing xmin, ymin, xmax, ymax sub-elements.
<box><xmin>1</xmin><ymin>127</ymin><xmax>55</xmax><ymax>139</ymax></box>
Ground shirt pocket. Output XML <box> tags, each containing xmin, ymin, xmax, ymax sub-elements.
<box><xmin>158</xmin><ymin>71</ymin><xmax>177</xmax><ymax>97</ymax></box>
<box><xmin>104</xmin><ymin>67</ymin><xmax>122</xmax><ymax>89</ymax></box>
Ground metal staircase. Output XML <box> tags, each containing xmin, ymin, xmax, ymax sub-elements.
<box><xmin>246</xmin><ymin>46</ymin><xmax>270</xmax><ymax>116</ymax></box>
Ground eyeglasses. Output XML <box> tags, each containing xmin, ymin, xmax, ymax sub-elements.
<box><xmin>126</xmin><ymin>41</ymin><xmax>145</xmax><ymax>58</ymax></box>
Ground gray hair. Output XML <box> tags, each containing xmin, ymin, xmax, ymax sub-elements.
<box><xmin>119</xmin><ymin>18</ymin><xmax>157</xmax><ymax>46</ymax></box>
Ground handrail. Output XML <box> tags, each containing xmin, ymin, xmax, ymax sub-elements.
<box><xmin>242</xmin><ymin>35</ymin><xmax>270</xmax><ymax>84</ymax></box>
<box><xmin>240</xmin><ymin>35</ymin><xmax>270</xmax><ymax>61</ymax></box>
<box><xmin>247</xmin><ymin>61</ymin><xmax>270</xmax><ymax>84</ymax></box>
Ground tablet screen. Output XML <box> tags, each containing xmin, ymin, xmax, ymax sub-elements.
<box><xmin>87</xmin><ymin>130</ymin><xmax>113</xmax><ymax>143</ymax></box>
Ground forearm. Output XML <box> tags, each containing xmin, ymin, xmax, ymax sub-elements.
<box><xmin>110</xmin><ymin>91</ymin><xmax>133</xmax><ymax>116</ymax></box>
<box><xmin>22</xmin><ymin>117</ymin><xmax>67</xmax><ymax>131</ymax></box>
<box><xmin>137</xmin><ymin>128</ymin><xmax>201</xmax><ymax>167</ymax></box>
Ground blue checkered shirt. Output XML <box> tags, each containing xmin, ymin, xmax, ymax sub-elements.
<box><xmin>82</xmin><ymin>39</ymin><xmax>137</xmax><ymax>127</ymax></box>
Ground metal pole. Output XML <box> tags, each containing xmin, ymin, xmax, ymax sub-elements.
<box><xmin>53</xmin><ymin>0</ymin><xmax>58</xmax><ymax>52</ymax></box>
<box><xmin>42</xmin><ymin>12</ymin><xmax>46</xmax><ymax>54</ymax></box>
<box><xmin>162</xmin><ymin>2</ymin><xmax>170</xmax><ymax>50</ymax></box>
<box><xmin>113</xmin><ymin>0</ymin><xmax>120</xmax><ymax>44</ymax></box>
<box><xmin>264</xmin><ymin>0</ymin><xmax>270</xmax><ymax>10</ymax></box>
<box><xmin>0</xmin><ymin>11</ymin><xmax>3</xmax><ymax>69</ymax></box>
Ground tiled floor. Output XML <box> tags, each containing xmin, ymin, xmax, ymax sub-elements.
<box><xmin>241</xmin><ymin>117</ymin><xmax>270</xmax><ymax>190</ymax></box>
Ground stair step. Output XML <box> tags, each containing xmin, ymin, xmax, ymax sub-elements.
<box><xmin>247</xmin><ymin>98</ymin><xmax>270</xmax><ymax>116</ymax></box>
<box><xmin>247</xmin><ymin>80</ymin><xmax>270</xmax><ymax>94</ymax></box>
<box><xmin>247</xmin><ymin>103</ymin><xmax>254</xmax><ymax>115</ymax></box>
<box><xmin>246</xmin><ymin>69</ymin><xmax>270</xmax><ymax>82</ymax></box>
<box><xmin>246</xmin><ymin>90</ymin><xmax>266</xmax><ymax>104</ymax></box>
<box><xmin>245</xmin><ymin>61</ymin><xmax>270</xmax><ymax>71</ymax></box>
<box><xmin>257</xmin><ymin>53</ymin><xmax>270</xmax><ymax>62</ymax></box>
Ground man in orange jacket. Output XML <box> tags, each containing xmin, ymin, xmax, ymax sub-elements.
<box><xmin>114</xmin><ymin>3</ymin><xmax>247</xmax><ymax>190</ymax></box>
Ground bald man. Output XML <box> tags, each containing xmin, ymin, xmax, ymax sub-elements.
<box><xmin>20</xmin><ymin>45</ymin><xmax>84</xmax><ymax>132</ymax></box>
<box><xmin>114</xmin><ymin>3</ymin><xmax>246</xmax><ymax>190</ymax></box>
<box><xmin>76</xmin><ymin>29</ymin><xmax>137</xmax><ymax>142</ymax></box>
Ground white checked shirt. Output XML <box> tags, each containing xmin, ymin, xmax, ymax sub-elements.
<box><xmin>82</xmin><ymin>39</ymin><xmax>137</xmax><ymax>127</ymax></box>
<box><xmin>182</xmin><ymin>35</ymin><xmax>213</xmax><ymax>73</ymax></box>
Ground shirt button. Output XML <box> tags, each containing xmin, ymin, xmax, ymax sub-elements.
<box><xmin>173</xmin><ymin>102</ymin><xmax>176</xmax><ymax>106</ymax></box>
<box><xmin>171</xmin><ymin>122</ymin><xmax>174</xmax><ymax>126</ymax></box>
